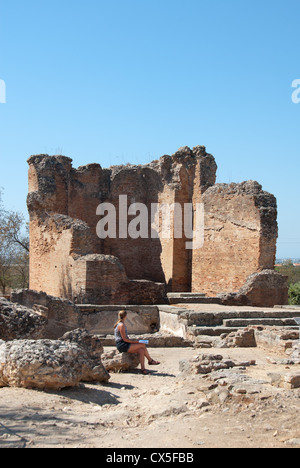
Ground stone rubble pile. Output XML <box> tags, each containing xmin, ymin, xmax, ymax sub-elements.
<box><xmin>179</xmin><ymin>342</ymin><xmax>300</xmax><ymax>408</ymax></box>
<box><xmin>291</xmin><ymin>343</ymin><xmax>300</xmax><ymax>362</ymax></box>
<box><xmin>179</xmin><ymin>353</ymin><xmax>256</xmax><ymax>376</ymax></box>
<box><xmin>178</xmin><ymin>352</ymin><xmax>270</xmax><ymax>407</ymax></box>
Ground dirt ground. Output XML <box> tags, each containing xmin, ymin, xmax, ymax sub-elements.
<box><xmin>0</xmin><ymin>346</ymin><xmax>300</xmax><ymax>449</ymax></box>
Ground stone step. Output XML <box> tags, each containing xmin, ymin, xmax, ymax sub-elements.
<box><xmin>167</xmin><ymin>293</ymin><xmax>206</xmax><ymax>298</ymax></box>
<box><xmin>187</xmin><ymin>326</ymin><xmax>240</xmax><ymax>337</ymax></box>
<box><xmin>168</xmin><ymin>297</ymin><xmax>221</xmax><ymax>305</ymax></box>
<box><xmin>223</xmin><ymin>318</ymin><xmax>299</xmax><ymax>328</ymax></box>
<box><xmin>182</xmin><ymin>310</ymin><xmax>300</xmax><ymax>327</ymax></box>
<box><xmin>187</xmin><ymin>323</ymin><xmax>300</xmax><ymax>337</ymax></box>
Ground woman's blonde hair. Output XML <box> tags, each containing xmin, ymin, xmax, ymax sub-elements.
<box><xmin>114</xmin><ymin>310</ymin><xmax>127</xmax><ymax>329</ymax></box>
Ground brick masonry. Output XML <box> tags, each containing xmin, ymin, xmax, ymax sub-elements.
<box><xmin>26</xmin><ymin>146</ymin><xmax>287</xmax><ymax>306</ymax></box>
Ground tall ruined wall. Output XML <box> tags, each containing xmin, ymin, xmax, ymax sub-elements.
<box><xmin>27</xmin><ymin>146</ymin><xmax>279</xmax><ymax>303</ymax></box>
<box><xmin>28</xmin><ymin>214</ymin><xmax>96</xmax><ymax>298</ymax></box>
<box><xmin>191</xmin><ymin>181</ymin><xmax>278</xmax><ymax>295</ymax></box>
<box><xmin>27</xmin><ymin>146</ymin><xmax>217</xmax><ymax>296</ymax></box>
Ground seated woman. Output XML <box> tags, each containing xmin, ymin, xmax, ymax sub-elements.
<box><xmin>114</xmin><ymin>310</ymin><xmax>160</xmax><ymax>375</ymax></box>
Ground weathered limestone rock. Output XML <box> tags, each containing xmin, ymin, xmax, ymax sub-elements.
<box><xmin>282</xmin><ymin>373</ymin><xmax>300</xmax><ymax>389</ymax></box>
<box><xmin>0</xmin><ymin>329</ymin><xmax>109</xmax><ymax>389</ymax></box>
<box><xmin>60</xmin><ymin>328</ymin><xmax>110</xmax><ymax>383</ymax></box>
<box><xmin>0</xmin><ymin>297</ymin><xmax>47</xmax><ymax>341</ymax></box>
<box><xmin>0</xmin><ymin>339</ymin><xmax>84</xmax><ymax>389</ymax></box>
<box><xmin>291</xmin><ymin>343</ymin><xmax>300</xmax><ymax>362</ymax></box>
<box><xmin>11</xmin><ymin>289</ymin><xmax>82</xmax><ymax>339</ymax></box>
<box><xmin>102</xmin><ymin>349</ymin><xmax>140</xmax><ymax>372</ymax></box>
<box><xmin>237</xmin><ymin>270</ymin><xmax>289</xmax><ymax>307</ymax></box>
<box><xmin>218</xmin><ymin>270</ymin><xmax>289</xmax><ymax>308</ymax></box>
<box><xmin>268</xmin><ymin>370</ymin><xmax>300</xmax><ymax>389</ymax></box>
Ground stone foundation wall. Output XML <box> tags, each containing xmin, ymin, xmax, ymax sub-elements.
<box><xmin>10</xmin><ymin>289</ymin><xmax>160</xmax><ymax>339</ymax></box>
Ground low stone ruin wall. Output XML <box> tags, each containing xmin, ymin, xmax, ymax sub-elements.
<box><xmin>5</xmin><ymin>287</ymin><xmax>295</xmax><ymax>345</ymax></box>
<box><xmin>254</xmin><ymin>327</ymin><xmax>299</xmax><ymax>353</ymax></box>
<box><xmin>10</xmin><ymin>290</ymin><xmax>160</xmax><ymax>339</ymax></box>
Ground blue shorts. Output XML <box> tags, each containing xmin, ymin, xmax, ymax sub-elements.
<box><xmin>116</xmin><ymin>341</ymin><xmax>131</xmax><ymax>353</ymax></box>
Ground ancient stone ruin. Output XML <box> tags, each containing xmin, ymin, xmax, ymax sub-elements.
<box><xmin>27</xmin><ymin>145</ymin><xmax>287</xmax><ymax>307</ymax></box>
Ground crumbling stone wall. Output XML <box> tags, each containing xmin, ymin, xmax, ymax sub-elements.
<box><xmin>27</xmin><ymin>146</ymin><xmax>284</xmax><ymax>305</ymax></box>
<box><xmin>192</xmin><ymin>181</ymin><xmax>278</xmax><ymax>295</ymax></box>
<box><xmin>10</xmin><ymin>289</ymin><xmax>160</xmax><ymax>339</ymax></box>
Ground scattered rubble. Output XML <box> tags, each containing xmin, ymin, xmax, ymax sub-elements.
<box><xmin>178</xmin><ymin>353</ymin><xmax>263</xmax><ymax>401</ymax></box>
<box><xmin>1</xmin><ymin>341</ymin><xmax>300</xmax><ymax>447</ymax></box>
<box><xmin>1</xmin><ymin>293</ymin><xmax>300</xmax><ymax>448</ymax></box>
<box><xmin>179</xmin><ymin>352</ymin><xmax>256</xmax><ymax>376</ymax></box>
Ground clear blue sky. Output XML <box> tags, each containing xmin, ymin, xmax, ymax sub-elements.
<box><xmin>0</xmin><ymin>0</ymin><xmax>299</xmax><ymax>258</ymax></box>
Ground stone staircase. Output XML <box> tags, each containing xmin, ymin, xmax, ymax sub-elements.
<box><xmin>159</xmin><ymin>305</ymin><xmax>300</xmax><ymax>340</ymax></box>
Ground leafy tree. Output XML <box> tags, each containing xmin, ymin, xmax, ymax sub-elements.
<box><xmin>0</xmin><ymin>243</ymin><xmax>15</xmax><ymax>295</ymax></box>
<box><xmin>0</xmin><ymin>189</ymin><xmax>29</xmax><ymax>294</ymax></box>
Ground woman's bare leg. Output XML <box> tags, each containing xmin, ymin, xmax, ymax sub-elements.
<box><xmin>128</xmin><ymin>344</ymin><xmax>146</xmax><ymax>369</ymax></box>
<box><xmin>138</xmin><ymin>348</ymin><xmax>145</xmax><ymax>369</ymax></box>
<box><xmin>142</xmin><ymin>345</ymin><xmax>152</xmax><ymax>362</ymax></box>
<box><xmin>128</xmin><ymin>343</ymin><xmax>153</xmax><ymax>363</ymax></box>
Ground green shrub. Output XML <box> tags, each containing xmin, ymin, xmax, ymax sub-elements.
<box><xmin>288</xmin><ymin>282</ymin><xmax>300</xmax><ymax>305</ymax></box>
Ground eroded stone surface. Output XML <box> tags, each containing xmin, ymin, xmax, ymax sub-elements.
<box><xmin>0</xmin><ymin>297</ymin><xmax>47</xmax><ymax>341</ymax></box>
<box><xmin>0</xmin><ymin>329</ymin><xmax>110</xmax><ymax>390</ymax></box>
